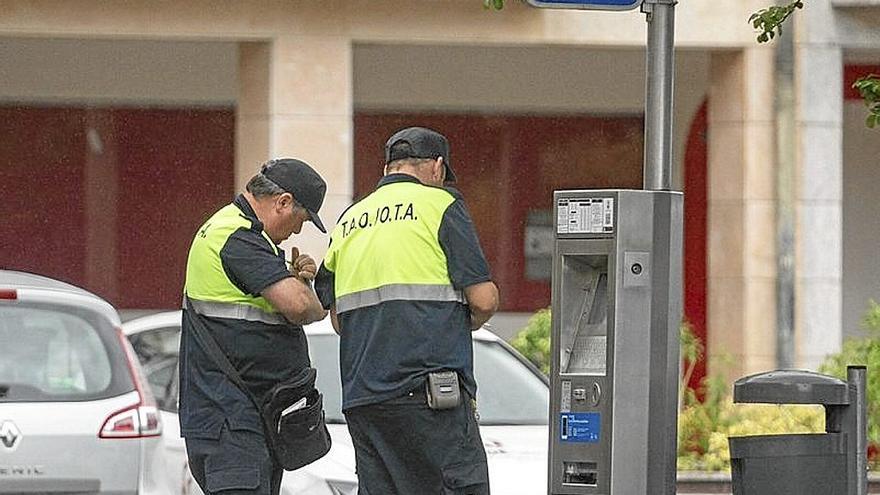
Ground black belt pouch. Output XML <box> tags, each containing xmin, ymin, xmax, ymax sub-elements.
<box><xmin>261</xmin><ymin>367</ymin><xmax>332</xmax><ymax>471</ymax></box>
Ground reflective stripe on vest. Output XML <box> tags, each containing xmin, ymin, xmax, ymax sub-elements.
<box><xmin>323</xmin><ymin>180</ymin><xmax>459</xmax><ymax>314</ymax></box>
<box><xmin>185</xmin><ymin>297</ymin><xmax>287</xmax><ymax>325</ymax></box>
<box><xmin>183</xmin><ymin>201</ymin><xmax>282</xmax><ymax>318</ymax></box>
<box><xmin>336</xmin><ymin>283</ymin><xmax>464</xmax><ymax>313</ymax></box>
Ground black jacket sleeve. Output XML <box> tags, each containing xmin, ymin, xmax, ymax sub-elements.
<box><xmin>438</xmin><ymin>198</ymin><xmax>492</xmax><ymax>290</ymax></box>
<box><xmin>219</xmin><ymin>227</ymin><xmax>291</xmax><ymax>296</ymax></box>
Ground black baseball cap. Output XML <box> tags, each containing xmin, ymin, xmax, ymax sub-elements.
<box><xmin>384</xmin><ymin>127</ymin><xmax>456</xmax><ymax>183</ymax></box>
<box><xmin>260</xmin><ymin>158</ymin><xmax>327</xmax><ymax>233</ymax></box>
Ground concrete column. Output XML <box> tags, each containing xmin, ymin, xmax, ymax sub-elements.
<box><xmin>237</xmin><ymin>36</ymin><xmax>353</xmax><ymax>261</ymax></box>
<box><xmin>706</xmin><ymin>47</ymin><xmax>777</xmax><ymax>380</ymax></box>
<box><xmin>794</xmin><ymin>0</ymin><xmax>843</xmax><ymax>369</ymax></box>
<box><xmin>237</xmin><ymin>42</ymin><xmax>272</xmax><ymax>193</ymax></box>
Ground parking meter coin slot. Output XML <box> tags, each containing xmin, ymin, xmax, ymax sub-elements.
<box><xmin>563</xmin><ymin>461</ymin><xmax>598</xmax><ymax>486</ymax></box>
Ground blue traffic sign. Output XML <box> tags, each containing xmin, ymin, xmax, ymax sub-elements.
<box><xmin>527</xmin><ymin>0</ymin><xmax>642</xmax><ymax>11</ymax></box>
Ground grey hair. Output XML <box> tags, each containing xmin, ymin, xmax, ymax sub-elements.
<box><xmin>246</xmin><ymin>172</ymin><xmax>286</xmax><ymax>198</ymax></box>
<box><xmin>386</xmin><ymin>157</ymin><xmax>435</xmax><ymax>171</ymax></box>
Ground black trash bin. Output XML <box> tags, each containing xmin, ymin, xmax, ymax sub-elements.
<box><xmin>730</xmin><ymin>433</ymin><xmax>847</xmax><ymax>495</ymax></box>
<box><xmin>727</xmin><ymin>367</ymin><xmax>867</xmax><ymax>495</ymax></box>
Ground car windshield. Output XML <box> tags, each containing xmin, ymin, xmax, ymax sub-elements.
<box><xmin>309</xmin><ymin>333</ymin><xmax>549</xmax><ymax>425</ymax></box>
<box><xmin>129</xmin><ymin>325</ymin><xmax>181</xmax><ymax>365</ymax></box>
<box><xmin>0</xmin><ymin>306</ymin><xmax>117</xmax><ymax>401</ymax></box>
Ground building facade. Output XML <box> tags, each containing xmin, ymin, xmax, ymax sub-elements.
<box><xmin>1</xmin><ymin>0</ymin><xmax>878</xmax><ymax>385</ymax></box>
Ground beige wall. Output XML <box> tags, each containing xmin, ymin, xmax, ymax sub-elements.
<box><xmin>0</xmin><ymin>0</ymin><xmax>773</xmax><ymax>48</ymax></box>
<box><xmin>0</xmin><ymin>39</ymin><xmax>237</xmax><ymax>105</ymax></box>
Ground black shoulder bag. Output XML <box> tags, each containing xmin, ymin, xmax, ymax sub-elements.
<box><xmin>184</xmin><ymin>302</ymin><xmax>332</xmax><ymax>471</ymax></box>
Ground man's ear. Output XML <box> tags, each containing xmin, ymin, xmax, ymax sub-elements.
<box><xmin>435</xmin><ymin>157</ymin><xmax>446</xmax><ymax>182</ymax></box>
<box><xmin>277</xmin><ymin>192</ymin><xmax>293</xmax><ymax>212</ymax></box>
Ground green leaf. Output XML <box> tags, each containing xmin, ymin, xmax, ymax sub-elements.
<box><xmin>855</xmin><ymin>76</ymin><xmax>880</xmax><ymax>101</ymax></box>
<box><xmin>749</xmin><ymin>0</ymin><xmax>802</xmax><ymax>44</ymax></box>
<box><xmin>868</xmin><ymin>114</ymin><xmax>877</xmax><ymax>129</ymax></box>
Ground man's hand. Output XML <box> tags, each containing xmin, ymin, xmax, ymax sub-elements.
<box><xmin>329</xmin><ymin>305</ymin><xmax>341</xmax><ymax>335</ymax></box>
<box><xmin>464</xmin><ymin>281</ymin><xmax>499</xmax><ymax>331</ymax></box>
<box><xmin>289</xmin><ymin>247</ymin><xmax>318</xmax><ymax>281</ymax></box>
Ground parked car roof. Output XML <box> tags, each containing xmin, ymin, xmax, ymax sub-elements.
<box><xmin>1</xmin><ymin>269</ymin><xmax>91</xmax><ymax>293</ymax></box>
<box><xmin>0</xmin><ymin>269</ymin><xmax>120</xmax><ymax>325</ymax></box>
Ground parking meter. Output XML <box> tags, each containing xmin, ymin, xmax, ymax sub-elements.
<box><xmin>549</xmin><ymin>190</ymin><xmax>682</xmax><ymax>494</ymax></box>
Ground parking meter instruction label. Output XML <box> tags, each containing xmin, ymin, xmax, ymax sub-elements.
<box><xmin>560</xmin><ymin>412</ymin><xmax>601</xmax><ymax>443</ymax></box>
<box><xmin>557</xmin><ymin>198</ymin><xmax>614</xmax><ymax>234</ymax></box>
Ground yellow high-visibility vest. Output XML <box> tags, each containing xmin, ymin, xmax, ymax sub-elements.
<box><xmin>183</xmin><ymin>203</ymin><xmax>284</xmax><ymax>324</ymax></box>
<box><xmin>323</xmin><ymin>180</ymin><xmax>463</xmax><ymax>313</ymax></box>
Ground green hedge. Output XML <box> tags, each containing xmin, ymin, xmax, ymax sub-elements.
<box><xmin>818</xmin><ymin>300</ymin><xmax>880</xmax><ymax>453</ymax></box>
<box><xmin>509</xmin><ymin>302</ymin><xmax>880</xmax><ymax>471</ymax></box>
<box><xmin>510</xmin><ymin>308</ymin><xmax>551</xmax><ymax>374</ymax></box>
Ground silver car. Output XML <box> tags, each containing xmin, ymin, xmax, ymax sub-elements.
<box><xmin>123</xmin><ymin>311</ymin><xmax>550</xmax><ymax>495</ymax></box>
<box><xmin>0</xmin><ymin>270</ymin><xmax>165</xmax><ymax>494</ymax></box>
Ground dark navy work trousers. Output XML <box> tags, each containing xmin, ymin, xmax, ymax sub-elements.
<box><xmin>185</xmin><ymin>423</ymin><xmax>283</xmax><ymax>495</ymax></box>
<box><xmin>345</xmin><ymin>389</ymin><xmax>490</xmax><ymax>495</ymax></box>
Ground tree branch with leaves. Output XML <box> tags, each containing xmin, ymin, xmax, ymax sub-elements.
<box><xmin>750</xmin><ymin>0</ymin><xmax>880</xmax><ymax>128</ymax></box>
<box><xmin>749</xmin><ymin>0</ymin><xmax>804</xmax><ymax>43</ymax></box>
<box><xmin>852</xmin><ymin>74</ymin><xmax>880</xmax><ymax>128</ymax></box>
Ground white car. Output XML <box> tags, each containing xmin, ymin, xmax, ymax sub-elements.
<box><xmin>122</xmin><ymin>311</ymin><xmax>549</xmax><ymax>495</ymax></box>
<box><xmin>0</xmin><ymin>270</ymin><xmax>166</xmax><ymax>494</ymax></box>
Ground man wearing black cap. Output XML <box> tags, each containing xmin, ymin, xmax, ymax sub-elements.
<box><xmin>315</xmin><ymin>127</ymin><xmax>499</xmax><ymax>494</ymax></box>
<box><xmin>180</xmin><ymin>158</ymin><xmax>329</xmax><ymax>495</ymax></box>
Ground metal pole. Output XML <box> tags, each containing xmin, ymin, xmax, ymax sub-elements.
<box><xmin>642</xmin><ymin>3</ymin><xmax>679</xmax><ymax>495</ymax></box>
<box><xmin>848</xmin><ymin>366</ymin><xmax>867</xmax><ymax>495</ymax></box>
<box><xmin>775</xmin><ymin>0</ymin><xmax>796</xmax><ymax>370</ymax></box>
<box><xmin>642</xmin><ymin>0</ymin><xmax>676</xmax><ymax>191</ymax></box>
